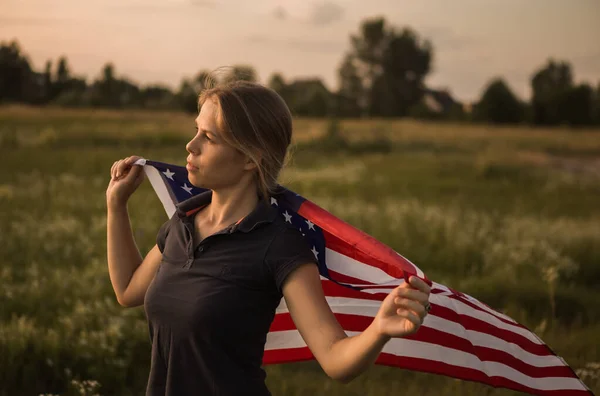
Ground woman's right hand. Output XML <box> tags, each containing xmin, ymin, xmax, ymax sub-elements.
<box><xmin>106</xmin><ymin>155</ymin><xmax>145</xmax><ymax>210</ymax></box>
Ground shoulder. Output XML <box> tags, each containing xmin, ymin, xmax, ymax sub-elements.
<box><xmin>156</xmin><ymin>214</ymin><xmax>180</xmax><ymax>253</ymax></box>
<box><xmin>264</xmin><ymin>220</ymin><xmax>317</xmax><ymax>293</ymax></box>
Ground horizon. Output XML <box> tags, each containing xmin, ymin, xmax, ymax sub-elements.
<box><xmin>1</xmin><ymin>0</ymin><xmax>599</xmax><ymax>103</ymax></box>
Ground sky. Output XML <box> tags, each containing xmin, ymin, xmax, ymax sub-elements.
<box><xmin>1</xmin><ymin>0</ymin><xmax>599</xmax><ymax>102</ymax></box>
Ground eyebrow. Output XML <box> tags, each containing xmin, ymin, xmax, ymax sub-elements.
<box><xmin>195</xmin><ymin>123</ymin><xmax>218</xmax><ymax>137</ymax></box>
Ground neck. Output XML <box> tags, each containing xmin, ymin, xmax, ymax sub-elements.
<box><xmin>206</xmin><ymin>181</ymin><xmax>260</xmax><ymax>227</ymax></box>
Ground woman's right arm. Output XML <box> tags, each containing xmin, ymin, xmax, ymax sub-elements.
<box><xmin>107</xmin><ymin>205</ymin><xmax>162</xmax><ymax>308</ymax></box>
<box><xmin>106</xmin><ymin>155</ymin><xmax>161</xmax><ymax>308</ymax></box>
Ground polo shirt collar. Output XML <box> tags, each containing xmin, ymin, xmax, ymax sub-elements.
<box><xmin>175</xmin><ymin>190</ymin><xmax>277</xmax><ymax>233</ymax></box>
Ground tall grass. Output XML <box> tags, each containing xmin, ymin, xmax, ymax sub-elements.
<box><xmin>1</xmin><ymin>107</ymin><xmax>598</xmax><ymax>395</ymax></box>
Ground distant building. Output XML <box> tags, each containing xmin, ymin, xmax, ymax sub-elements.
<box><xmin>421</xmin><ymin>88</ymin><xmax>462</xmax><ymax>115</ymax></box>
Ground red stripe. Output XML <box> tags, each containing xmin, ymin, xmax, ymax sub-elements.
<box><xmin>297</xmin><ymin>200</ymin><xmax>430</xmax><ymax>286</ymax></box>
<box><xmin>300</xmin><ymin>199</ymin><xmax>526</xmax><ymax>335</ymax></box>
<box><xmin>263</xmin><ymin>348</ymin><xmax>589</xmax><ymax>395</ymax></box>
<box><xmin>321</xmin><ymin>281</ymin><xmax>551</xmax><ymax>356</ymax></box>
<box><xmin>374</xmin><ymin>354</ymin><xmax>591</xmax><ymax>396</ymax></box>
<box><xmin>268</xmin><ymin>314</ymin><xmax>574</xmax><ymax>378</ymax></box>
<box><xmin>263</xmin><ymin>346</ymin><xmax>313</xmax><ymax>364</ymax></box>
<box><xmin>431</xmin><ymin>289</ymin><xmax>525</xmax><ymax>329</ymax></box>
<box><xmin>275</xmin><ymin>280</ymin><xmax>551</xmax><ymax>356</ymax></box>
<box><xmin>326</xmin><ymin>269</ymin><xmax>376</xmax><ymax>285</ymax></box>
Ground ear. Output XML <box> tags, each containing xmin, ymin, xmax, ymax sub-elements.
<box><xmin>243</xmin><ymin>156</ymin><xmax>258</xmax><ymax>171</ymax></box>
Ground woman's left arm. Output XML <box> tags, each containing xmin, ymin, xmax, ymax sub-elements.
<box><xmin>282</xmin><ymin>263</ymin><xmax>431</xmax><ymax>384</ymax></box>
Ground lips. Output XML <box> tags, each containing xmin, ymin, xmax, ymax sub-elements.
<box><xmin>186</xmin><ymin>162</ymin><xmax>199</xmax><ymax>171</ymax></box>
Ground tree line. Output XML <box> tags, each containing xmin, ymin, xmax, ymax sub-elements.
<box><xmin>1</xmin><ymin>16</ymin><xmax>599</xmax><ymax>126</ymax></box>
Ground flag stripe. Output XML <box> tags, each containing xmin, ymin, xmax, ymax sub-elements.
<box><xmin>432</xmin><ymin>281</ymin><xmax>518</xmax><ymax>324</ymax></box>
<box><xmin>298</xmin><ymin>200</ymin><xmax>424</xmax><ymax>280</ymax></box>
<box><xmin>269</xmin><ymin>313</ymin><xmax>573</xmax><ymax>376</ymax></box>
<box><xmin>141</xmin><ymin>160</ymin><xmax>177</xmax><ymax>218</ymax></box>
<box><xmin>314</xmin><ymin>279</ymin><xmax>545</xmax><ymax>350</ymax></box>
<box><xmin>264</xmin><ymin>330</ymin><xmax>589</xmax><ymax>393</ymax></box>
<box><xmin>325</xmin><ymin>247</ymin><xmax>522</xmax><ymax>329</ymax></box>
<box><xmin>275</xmin><ymin>293</ymin><xmax>551</xmax><ymax>356</ymax></box>
<box><xmin>263</xmin><ymin>346</ymin><xmax>590</xmax><ymax>396</ymax></box>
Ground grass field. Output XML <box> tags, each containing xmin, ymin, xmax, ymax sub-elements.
<box><xmin>1</xmin><ymin>105</ymin><xmax>599</xmax><ymax>395</ymax></box>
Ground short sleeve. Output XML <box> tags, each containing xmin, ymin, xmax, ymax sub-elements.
<box><xmin>156</xmin><ymin>216</ymin><xmax>174</xmax><ymax>254</ymax></box>
<box><xmin>264</xmin><ymin>226</ymin><xmax>318</xmax><ymax>294</ymax></box>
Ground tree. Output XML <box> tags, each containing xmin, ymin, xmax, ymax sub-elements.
<box><xmin>372</xmin><ymin>28</ymin><xmax>432</xmax><ymax>117</ymax></box>
<box><xmin>53</xmin><ymin>56</ymin><xmax>72</xmax><ymax>99</ymax></box>
<box><xmin>339</xmin><ymin>17</ymin><xmax>433</xmax><ymax>117</ymax></box>
<box><xmin>474</xmin><ymin>78</ymin><xmax>525</xmax><ymax>124</ymax></box>
<box><xmin>178</xmin><ymin>79</ymin><xmax>200</xmax><ymax>113</ymax></box>
<box><xmin>0</xmin><ymin>40</ymin><xmax>33</xmax><ymax>103</ymax></box>
<box><xmin>284</xmin><ymin>78</ymin><xmax>333</xmax><ymax>117</ymax></box>
<box><xmin>221</xmin><ymin>65</ymin><xmax>257</xmax><ymax>85</ymax></box>
<box><xmin>559</xmin><ymin>83</ymin><xmax>595</xmax><ymax>126</ymax></box>
<box><xmin>336</xmin><ymin>54</ymin><xmax>363</xmax><ymax>117</ymax></box>
<box><xmin>530</xmin><ymin>59</ymin><xmax>573</xmax><ymax>125</ymax></box>
<box><xmin>43</xmin><ymin>60</ymin><xmax>53</xmax><ymax>101</ymax></box>
<box><xmin>595</xmin><ymin>83</ymin><xmax>600</xmax><ymax>125</ymax></box>
<box><xmin>268</xmin><ymin>73</ymin><xmax>286</xmax><ymax>95</ymax></box>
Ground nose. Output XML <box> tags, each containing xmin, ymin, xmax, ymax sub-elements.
<box><xmin>186</xmin><ymin>136</ymin><xmax>201</xmax><ymax>155</ymax></box>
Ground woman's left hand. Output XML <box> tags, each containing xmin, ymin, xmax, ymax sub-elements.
<box><xmin>373</xmin><ymin>276</ymin><xmax>432</xmax><ymax>340</ymax></box>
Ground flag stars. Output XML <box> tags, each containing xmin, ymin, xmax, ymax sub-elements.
<box><xmin>305</xmin><ymin>219</ymin><xmax>315</xmax><ymax>231</ymax></box>
<box><xmin>271</xmin><ymin>197</ymin><xmax>278</xmax><ymax>206</ymax></box>
<box><xmin>181</xmin><ymin>183</ymin><xmax>193</xmax><ymax>195</ymax></box>
<box><xmin>162</xmin><ymin>168</ymin><xmax>175</xmax><ymax>181</ymax></box>
<box><xmin>298</xmin><ymin>228</ymin><xmax>305</xmax><ymax>237</ymax></box>
<box><xmin>283</xmin><ymin>211</ymin><xmax>292</xmax><ymax>223</ymax></box>
<box><xmin>311</xmin><ymin>246</ymin><xmax>319</xmax><ymax>259</ymax></box>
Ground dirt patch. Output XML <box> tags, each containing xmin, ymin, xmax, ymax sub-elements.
<box><xmin>518</xmin><ymin>151</ymin><xmax>600</xmax><ymax>179</ymax></box>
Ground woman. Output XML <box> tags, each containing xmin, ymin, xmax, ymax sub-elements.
<box><xmin>106</xmin><ymin>81</ymin><xmax>431</xmax><ymax>396</ymax></box>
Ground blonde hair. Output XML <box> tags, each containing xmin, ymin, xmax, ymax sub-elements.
<box><xmin>198</xmin><ymin>80</ymin><xmax>293</xmax><ymax>202</ymax></box>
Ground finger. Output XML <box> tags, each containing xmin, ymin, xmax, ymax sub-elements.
<box><xmin>117</xmin><ymin>159</ymin><xmax>132</xmax><ymax>178</ymax></box>
<box><xmin>394</xmin><ymin>297</ymin><xmax>426</xmax><ymax>318</ymax></box>
<box><xmin>112</xmin><ymin>160</ymin><xmax>123</xmax><ymax>179</ymax></box>
<box><xmin>110</xmin><ymin>161</ymin><xmax>119</xmax><ymax>179</ymax></box>
<box><xmin>116</xmin><ymin>160</ymin><xmax>127</xmax><ymax>178</ymax></box>
<box><xmin>395</xmin><ymin>309</ymin><xmax>422</xmax><ymax>327</ymax></box>
<box><xmin>409</xmin><ymin>276</ymin><xmax>431</xmax><ymax>294</ymax></box>
<box><xmin>396</xmin><ymin>288</ymin><xmax>429</xmax><ymax>305</ymax></box>
<box><xmin>126</xmin><ymin>155</ymin><xmax>141</xmax><ymax>165</ymax></box>
<box><xmin>124</xmin><ymin>163</ymin><xmax>142</xmax><ymax>180</ymax></box>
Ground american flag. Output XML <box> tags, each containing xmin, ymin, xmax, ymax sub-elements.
<box><xmin>135</xmin><ymin>158</ymin><xmax>592</xmax><ymax>396</ymax></box>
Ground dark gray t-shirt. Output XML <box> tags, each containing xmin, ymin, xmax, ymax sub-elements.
<box><xmin>144</xmin><ymin>191</ymin><xmax>316</xmax><ymax>396</ymax></box>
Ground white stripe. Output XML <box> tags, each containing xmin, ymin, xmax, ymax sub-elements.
<box><xmin>265</xmin><ymin>331</ymin><xmax>587</xmax><ymax>392</ymax></box>
<box><xmin>426</xmin><ymin>315</ymin><xmax>565</xmax><ymax>368</ymax></box>
<box><xmin>326</xmin><ymin>248</ymin><xmax>398</xmax><ymax>284</ymax></box>
<box><xmin>310</xmin><ymin>278</ymin><xmax>531</xmax><ymax>344</ymax></box>
<box><xmin>326</xmin><ymin>249</ymin><xmax>517</xmax><ymax>327</ymax></box>
<box><xmin>142</xmin><ymin>162</ymin><xmax>177</xmax><ymax>219</ymax></box>
<box><xmin>276</xmin><ymin>297</ymin><xmax>548</xmax><ymax>367</ymax></box>
<box><xmin>429</xmin><ymin>293</ymin><xmax>541</xmax><ymax>345</ymax></box>
<box><xmin>432</xmin><ymin>282</ymin><xmax>517</xmax><ymax>324</ymax></box>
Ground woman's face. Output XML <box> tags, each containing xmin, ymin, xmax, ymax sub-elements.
<box><xmin>185</xmin><ymin>98</ymin><xmax>254</xmax><ymax>190</ymax></box>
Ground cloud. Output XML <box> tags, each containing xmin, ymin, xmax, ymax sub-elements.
<box><xmin>190</xmin><ymin>0</ymin><xmax>216</xmax><ymax>8</ymax></box>
<box><xmin>571</xmin><ymin>51</ymin><xmax>600</xmax><ymax>76</ymax></box>
<box><xmin>309</xmin><ymin>1</ymin><xmax>344</xmax><ymax>26</ymax></box>
<box><xmin>108</xmin><ymin>0</ymin><xmax>215</xmax><ymax>13</ymax></box>
<box><xmin>420</xmin><ymin>26</ymin><xmax>481</xmax><ymax>52</ymax></box>
<box><xmin>248</xmin><ymin>35</ymin><xmax>343</xmax><ymax>54</ymax></box>
<box><xmin>0</xmin><ymin>16</ymin><xmax>75</xmax><ymax>26</ymax></box>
